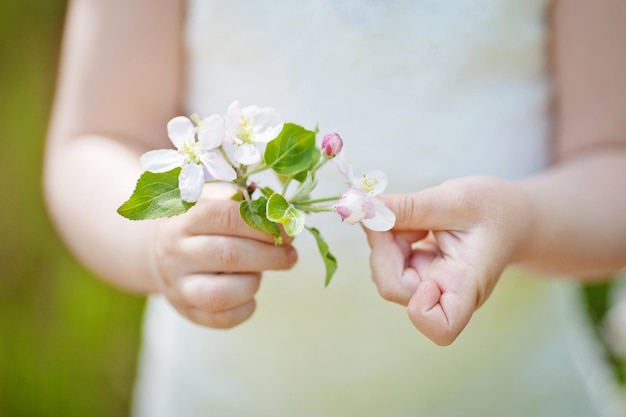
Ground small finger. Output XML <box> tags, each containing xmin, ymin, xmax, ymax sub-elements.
<box><xmin>367</xmin><ymin>231</ymin><xmax>420</xmax><ymax>305</ymax></box>
<box><xmin>180</xmin><ymin>273</ymin><xmax>261</xmax><ymax>313</ymax></box>
<box><xmin>407</xmin><ymin>281</ymin><xmax>472</xmax><ymax>346</ymax></box>
<box><xmin>184</xmin><ymin>300</ymin><xmax>257</xmax><ymax>329</ymax></box>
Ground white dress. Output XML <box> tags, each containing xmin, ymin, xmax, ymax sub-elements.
<box><xmin>133</xmin><ymin>1</ymin><xmax>617</xmax><ymax>416</ymax></box>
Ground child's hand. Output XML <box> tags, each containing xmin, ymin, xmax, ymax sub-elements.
<box><xmin>151</xmin><ymin>188</ymin><xmax>298</xmax><ymax>329</ymax></box>
<box><xmin>365</xmin><ymin>176</ymin><xmax>532</xmax><ymax>345</ymax></box>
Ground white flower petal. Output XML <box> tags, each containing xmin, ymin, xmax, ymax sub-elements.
<box><xmin>178</xmin><ymin>163</ymin><xmax>205</xmax><ymax>203</ymax></box>
<box><xmin>167</xmin><ymin>116</ymin><xmax>195</xmax><ymax>148</ymax></box>
<box><xmin>250</xmin><ymin>107</ymin><xmax>283</xmax><ymax>143</ymax></box>
<box><xmin>200</xmin><ymin>152</ymin><xmax>237</xmax><ymax>181</ymax></box>
<box><xmin>234</xmin><ymin>143</ymin><xmax>261</xmax><ymax>165</ymax></box>
<box><xmin>240</xmin><ymin>104</ymin><xmax>259</xmax><ymax>119</ymax></box>
<box><xmin>362</xmin><ymin>198</ymin><xmax>396</xmax><ymax>231</ymax></box>
<box><xmin>225</xmin><ymin>101</ymin><xmax>243</xmax><ymax>139</ymax></box>
<box><xmin>140</xmin><ymin>149</ymin><xmax>185</xmax><ymax>173</ymax></box>
<box><xmin>253</xmin><ymin>122</ymin><xmax>284</xmax><ymax>143</ymax></box>
<box><xmin>333</xmin><ymin>150</ymin><xmax>356</xmax><ymax>183</ymax></box>
<box><xmin>198</xmin><ymin>115</ymin><xmax>226</xmax><ymax>150</ymax></box>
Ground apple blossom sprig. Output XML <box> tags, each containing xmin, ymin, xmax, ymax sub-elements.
<box><xmin>117</xmin><ymin>101</ymin><xmax>395</xmax><ymax>285</ymax></box>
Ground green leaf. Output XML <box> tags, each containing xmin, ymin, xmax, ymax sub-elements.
<box><xmin>264</xmin><ymin>123</ymin><xmax>317</xmax><ymax>176</ymax></box>
<box><xmin>290</xmin><ymin>171</ymin><xmax>318</xmax><ymax>203</ymax></box>
<box><xmin>239</xmin><ymin>197</ymin><xmax>283</xmax><ymax>244</ymax></box>
<box><xmin>306</xmin><ymin>226</ymin><xmax>338</xmax><ymax>286</ymax></box>
<box><xmin>266</xmin><ymin>193</ymin><xmax>306</xmax><ymax>237</ymax></box>
<box><xmin>294</xmin><ymin>147</ymin><xmax>321</xmax><ymax>183</ymax></box>
<box><xmin>117</xmin><ymin>168</ymin><xmax>195</xmax><ymax>220</ymax></box>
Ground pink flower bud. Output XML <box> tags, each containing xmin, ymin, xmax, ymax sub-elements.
<box><xmin>321</xmin><ymin>132</ymin><xmax>343</xmax><ymax>158</ymax></box>
<box><xmin>336</xmin><ymin>189</ymin><xmax>375</xmax><ymax>224</ymax></box>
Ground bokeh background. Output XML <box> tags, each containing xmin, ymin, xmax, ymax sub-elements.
<box><xmin>0</xmin><ymin>1</ymin><xmax>144</xmax><ymax>416</ymax></box>
<box><xmin>1</xmin><ymin>2</ymin><xmax>625</xmax><ymax>417</ymax></box>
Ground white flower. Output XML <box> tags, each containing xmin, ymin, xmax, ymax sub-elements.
<box><xmin>334</xmin><ymin>151</ymin><xmax>395</xmax><ymax>231</ymax></box>
<box><xmin>140</xmin><ymin>115</ymin><xmax>236</xmax><ymax>203</ymax></box>
<box><xmin>225</xmin><ymin>100</ymin><xmax>284</xmax><ymax>165</ymax></box>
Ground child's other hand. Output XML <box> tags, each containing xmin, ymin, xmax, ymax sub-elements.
<box><xmin>365</xmin><ymin>177</ymin><xmax>532</xmax><ymax>345</ymax></box>
<box><xmin>151</xmin><ymin>186</ymin><xmax>298</xmax><ymax>329</ymax></box>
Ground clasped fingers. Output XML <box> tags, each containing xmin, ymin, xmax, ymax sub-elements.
<box><xmin>171</xmin><ymin>273</ymin><xmax>261</xmax><ymax>329</ymax></box>
<box><xmin>406</xmin><ymin>280</ymin><xmax>473</xmax><ymax>346</ymax></box>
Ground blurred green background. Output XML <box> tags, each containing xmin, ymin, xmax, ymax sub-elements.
<box><xmin>0</xmin><ymin>1</ymin><xmax>145</xmax><ymax>416</ymax></box>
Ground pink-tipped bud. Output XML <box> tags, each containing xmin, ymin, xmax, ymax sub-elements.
<box><xmin>321</xmin><ymin>132</ymin><xmax>343</xmax><ymax>159</ymax></box>
<box><xmin>335</xmin><ymin>189</ymin><xmax>375</xmax><ymax>224</ymax></box>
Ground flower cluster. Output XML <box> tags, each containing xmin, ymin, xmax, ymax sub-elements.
<box><xmin>118</xmin><ymin>101</ymin><xmax>396</xmax><ymax>285</ymax></box>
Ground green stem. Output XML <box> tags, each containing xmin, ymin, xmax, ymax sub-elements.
<box><xmin>244</xmin><ymin>163</ymin><xmax>270</xmax><ymax>176</ymax></box>
<box><xmin>218</xmin><ymin>147</ymin><xmax>236</xmax><ymax>168</ymax></box>
<box><xmin>190</xmin><ymin>113</ymin><xmax>203</xmax><ymax>126</ymax></box>
<box><xmin>310</xmin><ymin>157</ymin><xmax>329</xmax><ymax>176</ymax></box>
<box><xmin>282</xmin><ymin>155</ymin><xmax>328</xmax><ymax>198</ymax></box>
<box><xmin>294</xmin><ymin>195</ymin><xmax>340</xmax><ymax>206</ymax></box>
<box><xmin>302</xmin><ymin>205</ymin><xmax>336</xmax><ymax>213</ymax></box>
<box><xmin>282</xmin><ymin>176</ymin><xmax>293</xmax><ymax>195</ymax></box>
<box><xmin>241</xmin><ymin>186</ymin><xmax>252</xmax><ymax>204</ymax></box>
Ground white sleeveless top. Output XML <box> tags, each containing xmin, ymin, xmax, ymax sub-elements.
<box><xmin>133</xmin><ymin>1</ymin><xmax>615</xmax><ymax>416</ymax></box>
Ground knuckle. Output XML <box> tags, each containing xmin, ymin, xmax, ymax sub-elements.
<box><xmin>396</xmin><ymin>195</ymin><xmax>418</xmax><ymax>226</ymax></box>
<box><xmin>201</xmin><ymin>285</ymin><xmax>232</xmax><ymax>312</ymax></box>
<box><xmin>213</xmin><ymin>240</ymin><xmax>240</xmax><ymax>270</ymax></box>
<box><xmin>214</xmin><ymin>202</ymin><xmax>242</xmax><ymax>232</ymax></box>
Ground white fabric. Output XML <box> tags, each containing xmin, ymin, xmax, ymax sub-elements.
<box><xmin>133</xmin><ymin>1</ymin><xmax>608</xmax><ymax>416</ymax></box>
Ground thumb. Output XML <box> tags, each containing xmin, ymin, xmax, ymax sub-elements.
<box><xmin>380</xmin><ymin>185</ymin><xmax>468</xmax><ymax>231</ymax></box>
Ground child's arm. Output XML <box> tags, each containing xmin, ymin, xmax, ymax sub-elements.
<box><xmin>43</xmin><ymin>0</ymin><xmax>296</xmax><ymax>328</ymax></box>
<box><xmin>366</xmin><ymin>0</ymin><xmax>626</xmax><ymax>345</ymax></box>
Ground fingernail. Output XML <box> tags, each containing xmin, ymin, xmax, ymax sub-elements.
<box><xmin>287</xmin><ymin>247</ymin><xmax>298</xmax><ymax>263</ymax></box>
